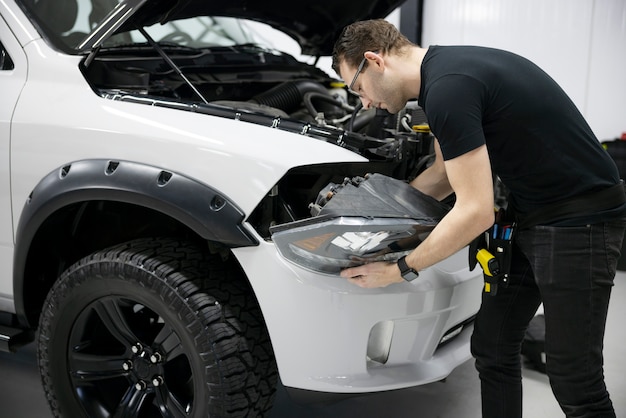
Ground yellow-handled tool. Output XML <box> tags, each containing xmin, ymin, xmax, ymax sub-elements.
<box><xmin>476</xmin><ymin>248</ymin><xmax>500</xmax><ymax>276</ymax></box>
<box><xmin>476</xmin><ymin>248</ymin><xmax>500</xmax><ymax>294</ymax></box>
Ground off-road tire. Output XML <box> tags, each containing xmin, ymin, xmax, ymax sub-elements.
<box><xmin>37</xmin><ymin>237</ymin><xmax>277</xmax><ymax>417</ymax></box>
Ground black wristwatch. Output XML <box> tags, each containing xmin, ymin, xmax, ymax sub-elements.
<box><xmin>397</xmin><ymin>256</ymin><xmax>419</xmax><ymax>282</ymax></box>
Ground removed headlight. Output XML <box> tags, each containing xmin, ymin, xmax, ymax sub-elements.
<box><xmin>270</xmin><ymin>174</ymin><xmax>450</xmax><ymax>274</ymax></box>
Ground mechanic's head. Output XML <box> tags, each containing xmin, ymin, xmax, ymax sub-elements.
<box><xmin>332</xmin><ymin>19</ymin><xmax>416</xmax><ymax>113</ymax></box>
<box><xmin>331</xmin><ymin>19</ymin><xmax>413</xmax><ymax>76</ymax></box>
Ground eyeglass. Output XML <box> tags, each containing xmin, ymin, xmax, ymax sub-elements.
<box><xmin>347</xmin><ymin>55</ymin><xmax>368</xmax><ymax>97</ymax></box>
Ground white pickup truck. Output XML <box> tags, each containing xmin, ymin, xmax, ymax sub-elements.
<box><xmin>0</xmin><ymin>0</ymin><xmax>483</xmax><ymax>416</ymax></box>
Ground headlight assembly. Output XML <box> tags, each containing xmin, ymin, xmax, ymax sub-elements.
<box><xmin>270</xmin><ymin>173</ymin><xmax>450</xmax><ymax>274</ymax></box>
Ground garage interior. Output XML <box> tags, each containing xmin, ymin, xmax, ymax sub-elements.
<box><xmin>1</xmin><ymin>0</ymin><xmax>624</xmax><ymax>416</ymax></box>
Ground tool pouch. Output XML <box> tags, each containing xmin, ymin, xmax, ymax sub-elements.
<box><xmin>469</xmin><ymin>214</ymin><xmax>514</xmax><ymax>296</ymax></box>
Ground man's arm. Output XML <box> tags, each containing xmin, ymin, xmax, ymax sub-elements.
<box><xmin>340</xmin><ymin>144</ymin><xmax>495</xmax><ymax>288</ymax></box>
<box><xmin>410</xmin><ymin>139</ymin><xmax>453</xmax><ymax>200</ymax></box>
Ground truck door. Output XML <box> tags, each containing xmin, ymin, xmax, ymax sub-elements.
<box><xmin>0</xmin><ymin>16</ymin><xmax>27</xmax><ymax>305</ymax></box>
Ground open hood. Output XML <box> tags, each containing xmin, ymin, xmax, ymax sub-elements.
<box><xmin>79</xmin><ymin>0</ymin><xmax>407</xmax><ymax>55</ymax></box>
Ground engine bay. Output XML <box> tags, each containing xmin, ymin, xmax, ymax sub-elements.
<box><xmin>82</xmin><ymin>43</ymin><xmax>430</xmax><ymax>153</ymax></box>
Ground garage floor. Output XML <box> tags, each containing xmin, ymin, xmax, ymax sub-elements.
<box><xmin>1</xmin><ymin>274</ymin><xmax>625</xmax><ymax>418</ymax></box>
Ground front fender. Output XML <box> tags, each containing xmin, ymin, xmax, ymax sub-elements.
<box><xmin>13</xmin><ymin>159</ymin><xmax>258</xmax><ymax>325</ymax></box>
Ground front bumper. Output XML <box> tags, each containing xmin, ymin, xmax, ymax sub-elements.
<box><xmin>233</xmin><ymin>239</ymin><xmax>483</xmax><ymax>393</ymax></box>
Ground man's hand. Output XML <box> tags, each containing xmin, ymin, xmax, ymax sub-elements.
<box><xmin>340</xmin><ymin>261</ymin><xmax>405</xmax><ymax>288</ymax></box>
<box><xmin>340</xmin><ymin>144</ymin><xmax>494</xmax><ymax>290</ymax></box>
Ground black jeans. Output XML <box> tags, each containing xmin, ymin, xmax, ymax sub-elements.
<box><xmin>471</xmin><ymin>220</ymin><xmax>626</xmax><ymax>418</ymax></box>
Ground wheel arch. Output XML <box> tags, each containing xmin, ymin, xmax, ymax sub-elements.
<box><xmin>13</xmin><ymin>159</ymin><xmax>258</xmax><ymax>328</ymax></box>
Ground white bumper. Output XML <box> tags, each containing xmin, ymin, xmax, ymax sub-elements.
<box><xmin>234</xmin><ymin>232</ymin><xmax>483</xmax><ymax>393</ymax></box>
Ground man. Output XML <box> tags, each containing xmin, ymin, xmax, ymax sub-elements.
<box><xmin>334</xmin><ymin>19</ymin><xmax>625</xmax><ymax>418</ymax></box>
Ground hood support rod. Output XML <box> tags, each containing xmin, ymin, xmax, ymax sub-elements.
<box><xmin>138</xmin><ymin>27</ymin><xmax>209</xmax><ymax>105</ymax></box>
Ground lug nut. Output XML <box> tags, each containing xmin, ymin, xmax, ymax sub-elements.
<box><xmin>122</xmin><ymin>361</ymin><xmax>132</xmax><ymax>371</ymax></box>
<box><xmin>150</xmin><ymin>352</ymin><xmax>162</xmax><ymax>364</ymax></box>
<box><xmin>131</xmin><ymin>343</ymin><xmax>143</xmax><ymax>355</ymax></box>
<box><xmin>152</xmin><ymin>376</ymin><xmax>164</xmax><ymax>387</ymax></box>
<box><xmin>135</xmin><ymin>381</ymin><xmax>147</xmax><ymax>391</ymax></box>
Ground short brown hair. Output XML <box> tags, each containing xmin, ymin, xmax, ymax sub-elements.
<box><xmin>332</xmin><ymin>19</ymin><xmax>414</xmax><ymax>74</ymax></box>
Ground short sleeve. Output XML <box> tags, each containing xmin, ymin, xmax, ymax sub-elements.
<box><xmin>423</xmin><ymin>74</ymin><xmax>487</xmax><ymax>160</ymax></box>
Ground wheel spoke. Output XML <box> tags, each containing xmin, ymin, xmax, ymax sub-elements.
<box><xmin>112</xmin><ymin>385</ymin><xmax>148</xmax><ymax>418</ymax></box>
<box><xmin>154</xmin><ymin>385</ymin><xmax>189</xmax><ymax>418</ymax></box>
<box><xmin>69</xmin><ymin>352</ymin><xmax>126</xmax><ymax>382</ymax></box>
<box><xmin>92</xmin><ymin>298</ymin><xmax>139</xmax><ymax>347</ymax></box>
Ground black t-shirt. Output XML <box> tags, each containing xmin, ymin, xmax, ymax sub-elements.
<box><xmin>418</xmin><ymin>45</ymin><xmax>625</xmax><ymax>224</ymax></box>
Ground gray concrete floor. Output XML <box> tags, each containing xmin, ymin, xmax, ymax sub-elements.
<box><xmin>1</xmin><ymin>273</ymin><xmax>625</xmax><ymax>417</ymax></box>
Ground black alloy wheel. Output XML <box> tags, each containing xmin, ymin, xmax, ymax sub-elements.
<box><xmin>38</xmin><ymin>238</ymin><xmax>277</xmax><ymax>417</ymax></box>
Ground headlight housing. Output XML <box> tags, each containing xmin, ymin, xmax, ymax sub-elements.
<box><xmin>270</xmin><ymin>173</ymin><xmax>450</xmax><ymax>274</ymax></box>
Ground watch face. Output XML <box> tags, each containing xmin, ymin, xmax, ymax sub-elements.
<box><xmin>402</xmin><ymin>270</ymin><xmax>419</xmax><ymax>281</ymax></box>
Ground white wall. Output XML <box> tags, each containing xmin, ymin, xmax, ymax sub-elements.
<box><xmin>421</xmin><ymin>0</ymin><xmax>626</xmax><ymax>141</ymax></box>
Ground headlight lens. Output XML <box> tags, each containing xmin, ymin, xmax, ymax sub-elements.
<box><xmin>272</xmin><ymin>216</ymin><xmax>433</xmax><ymax>274</ymax></box>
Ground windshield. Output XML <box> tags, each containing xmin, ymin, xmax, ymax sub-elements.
<box><xmin>105</xmin><ymin>17</ymin><xmax>265</xmax><ymax>48</ymax></box>
<box><xmin>20</xmin><ymin>0</ymin><xmax>287</xmax><ymax>53</ymax></box>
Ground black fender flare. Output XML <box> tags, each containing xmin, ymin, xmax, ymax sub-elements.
<box><xmin>13</xmin><ymin>159</ymin><xmax>258</xmax><ymax>325</ymax></box>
